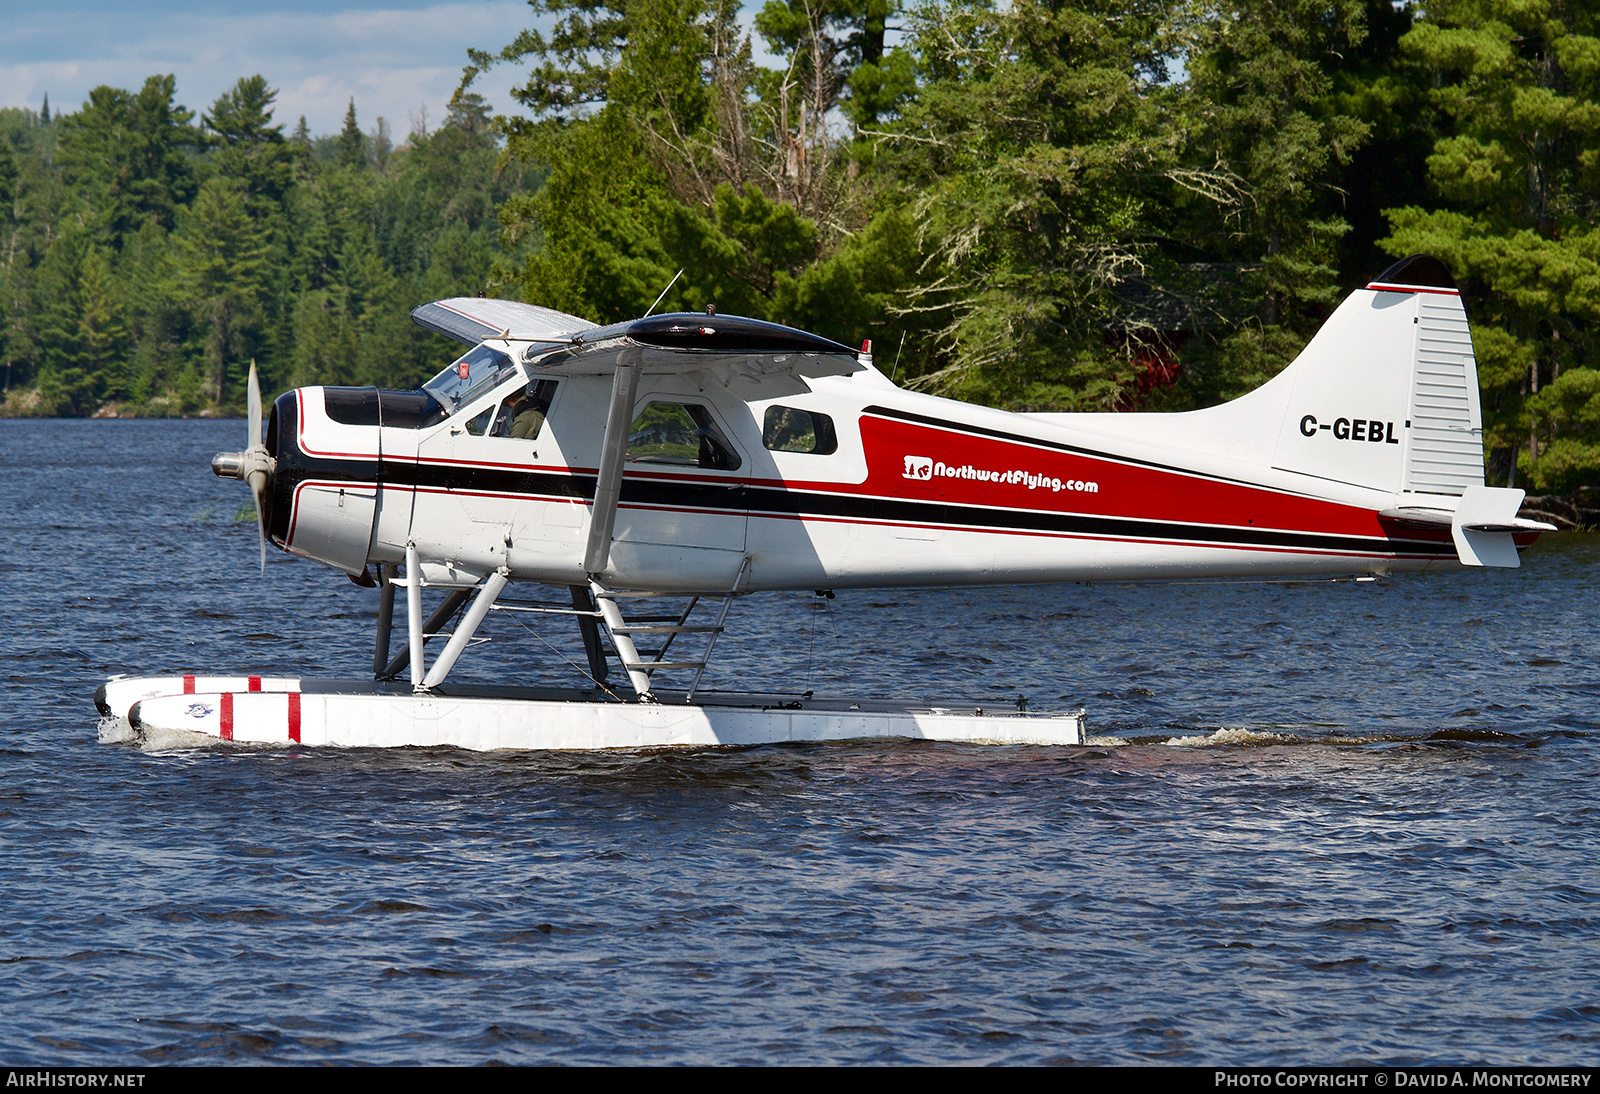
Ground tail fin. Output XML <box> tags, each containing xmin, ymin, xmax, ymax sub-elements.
<box><xmin>1267</xmin><ymin>254</ymin><xmax>1484</xmax><ymax>497</ymax></box>
<box><xmin>1235</xmin><ymin>255</ymin><xmax>1556</xmax><ymax>563</ymax></box>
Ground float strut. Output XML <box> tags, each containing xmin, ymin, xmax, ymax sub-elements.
<box><xmin>380</xmin><ymin>589</ymin><xmax>472</xmax><ymax>680</ymax></box>
<box><xmin>406</xmin><ymin>542</ymin><xmax>425</xmax><ymax>689</ymax></box>
<box><xmin>570</xmin><ymin>585</ymin><xmax>609</xmax><ymax>685</ymax></box>
<box><xmin>373</xmin><ymin>563</ymin><xmax>396</xmax><ymax>677</ymax></box>
<box><xmin>422</xmin><ymin>570</ymin><xmax>509</xmax><ymax>689</ymax></box>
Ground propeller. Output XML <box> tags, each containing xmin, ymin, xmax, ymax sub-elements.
<box><xmin>211</xmin><ymin>360</ymin><xmax>277</xmax><ymax>573</ymax></box>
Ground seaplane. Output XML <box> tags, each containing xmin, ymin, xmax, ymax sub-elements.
<box><xmin>97</xmin><ymin>254</ymin><xmax>1552</xmax><ymax>750</ymax></box>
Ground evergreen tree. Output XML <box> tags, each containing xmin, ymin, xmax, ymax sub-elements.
<box><xmin>481</xmin><ymin>0</ymin><xmax>910</xmax><ymax>339</ymax></box>
<box><xmin>0</xmin><ymin>137</ymin><xmax>16</xmax><ymax>212</ymax></box>
<box><xmin>1189</xmin><ymin>0</ymin><xmax>1370</xmax><ymax>327</ymax></box>
<box><xmin>753</xmin><ymin>0</ymin><xmax>915</xmax><ymax>128</ymax></box>
<box><xmin>35</xmin><ymin>233</ymin><xmax>128</xmax><ymax>414</ymax></box>
<box><xmin>338</xmin><ymin>99</ymin><xmax>364</xmax><ymax>168</ymax></box>
<box><xmin>57</xmin><ymin>75</ymin><xmax>198</xmax><ymax>245</ymax></box>
<box><xmin>1381</xmin><ymin>0</ymin><xmax>1600</xmax><ymax>490</ymax></box>
<box><xmin>0</xmin><ymin>136</ymin><xmax>18</xmax><ymax>389</ymax></box>
<box><xmin>175</xmin><ymin>176</ymin><xmax>271</xmax><ymax>406</ymax></box>
<box><xmin>205</xmin><ymin>75</ymin><xmax>294</xmax><ymax>211</ymax></box>
<box><xmin>1155</xmin><ymin>0</ymin><xmax>1377</xmax><ymax>407</ymax></box>
<box><xmin>885</xmin><ymin>0</ymin><xmax>1202</xmax><ymax>409</ymax></box>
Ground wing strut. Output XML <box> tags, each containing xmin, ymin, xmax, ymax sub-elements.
<box><xmin>584</xmin><ymin>347</ymin><xmax>643</xmax><ymax>577</ymax></box>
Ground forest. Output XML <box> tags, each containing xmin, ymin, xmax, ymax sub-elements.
<box><xmin>1</xmin><ymin>0</ymin><xmax>1596</xmax><ymax>494</ymax></box>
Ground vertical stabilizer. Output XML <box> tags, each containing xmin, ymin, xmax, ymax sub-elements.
<box><xmin>1270</xmin><ymin>255</ymin><xmax>1485</xmax><ymax>498</ymax></box>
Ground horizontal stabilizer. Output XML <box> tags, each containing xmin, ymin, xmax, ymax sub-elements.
<box><xmin>1451</xmin><ymin>486</ymin><xmax>1554</xmax><ymax>567</ymax></box>
<box><xmin>1377</xmin><ymin>506</ymin><xmax>1453</xmax><ymax>527</ymax></box>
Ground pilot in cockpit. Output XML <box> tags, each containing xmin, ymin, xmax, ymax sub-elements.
<box><xmin>496</xmin><ymin>380</ymin><xmax>557</xmax><ymax>440</ymax></box>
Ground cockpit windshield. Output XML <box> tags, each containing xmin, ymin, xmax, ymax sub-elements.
<box><xmin>422</xmin><ymin>344</ymin><xmax>517</xmax><ymax>414</ymax></box>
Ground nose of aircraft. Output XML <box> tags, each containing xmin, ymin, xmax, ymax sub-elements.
<box><xmin>210</xmin><ymin>361</ymin><xmax>277</xmax><ymax>571</ymax></box>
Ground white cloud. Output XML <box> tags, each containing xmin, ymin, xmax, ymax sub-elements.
<box><xmin>0</xmin><ymin>3</ymin><xmax>537</xmax><ymax>136</ymax></box>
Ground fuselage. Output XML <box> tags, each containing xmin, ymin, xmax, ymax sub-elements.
<box><xmin>261</xmin><ymin>345</ymin><xmax>1481</xmax><ymax>595</ymax></box>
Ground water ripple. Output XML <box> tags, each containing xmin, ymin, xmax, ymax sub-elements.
<box><xmin>1</xmin><ymin>420</ymin><xmax>1597</xmax><ymax>1064</ymax></box>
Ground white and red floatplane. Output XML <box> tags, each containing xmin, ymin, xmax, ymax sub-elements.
<box><xmin>98</xmin><ymin>255</ymin><xmax>1551</xmax><ymax>750</ymax></box>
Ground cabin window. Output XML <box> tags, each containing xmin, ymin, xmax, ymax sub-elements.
<box><xmin>762</xmin><ymin>406</ymin><xmax>838</xmax><ymax>455</ymax></box>
<box><xmin>464</xmin><ymin>406</ymin><xmax>495</xmax><ymax>436</ymax></box>
<box><xmin>422</xmin><ymin>344</ymin><xmax>516</xmax><ymax>413</ymax></box>
<box><xmin>626</xmin><ymin>402</ymin><xmax>742</xmax><ymax>471</ymax></box>
<box><xmin>491</xmin><ymin>380</ymin><xmax>558</xmax><ymax>440</ymax></box>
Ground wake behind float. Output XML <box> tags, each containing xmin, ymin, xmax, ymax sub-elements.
<box><xmin>100</xmin><ymin>255</ymin><xmax>1548</xmax><ymax>752</ymax></box>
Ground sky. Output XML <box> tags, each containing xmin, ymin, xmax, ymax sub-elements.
<box><xmin>0</xmin><ymin>1</ymin><xmax>558</xmax><ymax>139</ymax></box>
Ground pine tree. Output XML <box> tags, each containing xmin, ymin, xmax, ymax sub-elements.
<box><xmin>175</xmin><ymin>176</ymin><xmax>270</xmax><ymax>406</ymax></box>
<box><xmin>338</xmin><ymin>99</ymin><xmax>364</xmax><ymax>168</ymax></box>
<box><xmin>1189</xmin><ymin>0</ymin><xmax>1371</xmax><ymax>327</ymax></box>
<box><xmin>1381</xmin><ymin>0</ymin><xmax>1600</xmax><ymax>490</ymax></box>
<box><xmin>78</xmin><ymin>246</ymin><xmax>129</xmax><ymax>402</ymax></box>
<box><xmin>886</xmin><ymin>0</ymin><xmax>1203</xmax><ymax>409</ymax></box>
<box><xmin>57</xmin><ymin>75</ymin><xmax>198</xmax><ymax>245</ymax></box>
<box><xmin>205</xmin><ymin>76</ymin><xmax>293</xmax><ymax>212</ymax></box>
<box><xmin>753</xmin><ymin>0</ymin><xmax>914</xmax><ymax>128</ymax></box>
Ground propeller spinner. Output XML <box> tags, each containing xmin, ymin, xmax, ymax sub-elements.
<box><xmin>210</xmin><ymin>361</ymin><xmax>277</xmax><ymax>572</ymax></box>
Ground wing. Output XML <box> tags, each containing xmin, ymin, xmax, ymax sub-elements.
<box><xmin>411</xmin><ymin>297</ymin><xmax>597</xmax><ymax>345</ymax></box>
<box><xmin>525</xmin><ymin>312</ymin><xmax>865</xmax><ymax>385</ymax></box>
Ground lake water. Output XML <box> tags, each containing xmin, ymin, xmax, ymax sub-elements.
<box><xmin>2</xmin><ymin>418</ymin><xmax>1597</xmax><ymax>1065</ymax></box>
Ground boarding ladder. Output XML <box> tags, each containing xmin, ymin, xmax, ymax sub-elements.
<box><xmin>589</xmin><ymin>557</ymin><xmax>747</xmax><ymax>703</ymax></box>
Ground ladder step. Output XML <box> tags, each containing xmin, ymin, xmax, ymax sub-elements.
<box><xmin>611</xmin><ymin>624</ymin><xmax>723</xmax><ymax>635</ymax></box>
<box><xmin>594</xmin><ymin>590</ymin><xmax>687</xmax><ymax>599</ymax></box>
<box><xmin>492</xmin><ymin>604</ymin><xmax>602</xmax><ymax>617</ymax></box>
<box><xmin>622</xmin><ymin>661</ymin><xmax>707</xmax><ymax>671</ymax></box>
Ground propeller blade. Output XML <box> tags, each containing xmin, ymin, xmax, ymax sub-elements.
<box><xmin>245</xmin><ymin>467</ymin><xmax>269</xmax><ymax>574</ymax></box>
<box><xmin>247</xmin><ymin>359</ymin><xmax>262</xmax><ymax>451</ymax></box>
<box><xmin>253</xmin><ymin>479</ymin><xmax>268</xmax><ymax>573</ymax></box>
<box><xmin>246</xmin><ymin>360</ymin><xmax>268</xmax><ymax>573</ymax></box>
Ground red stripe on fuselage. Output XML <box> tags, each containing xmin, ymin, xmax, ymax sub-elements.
<box><xmin>857</xmin><ymin>414</ymin><xmax>1396</xmax><ymax>542</ymax></box>
<box><xmin>220</xmin><ymin>692</ymin><xmax>233</xmax><ymax>741</ymax></box>
<box><xmin>288</xmin><ymin>693</ymin><xmax>301</xmax><ymax>743</ymax></box>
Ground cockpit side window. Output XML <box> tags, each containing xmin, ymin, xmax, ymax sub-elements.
<box><xmin>627</xmin><ymin>401</ymin><xmax>742</xmax><ymax>471</ymax></box>
<box><xmin>422</xmin><ymin>344</ymin><xmax>516</xmax><ymax>414</ymax></box>
<box><xmin>493</xmin><ymin>380</ymin><xmax>558</xmax><ymax>440</ymax></box>
<box><xmin>762</xmin><ymin>406</ymin><xmax>838</xmax><ymax>454</ymax></box>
